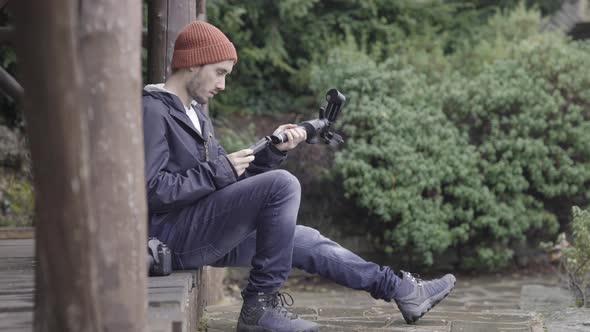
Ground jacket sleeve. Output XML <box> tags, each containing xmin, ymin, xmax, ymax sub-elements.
<box><xmin>242</xmin><ymin>145</ymin><xmax>287</xmax><ymax>178</ymax></box>
<box><xmin>143</xmin><ymin>101</ymin><xmax>237</xmax><ymax>213</ymax></box>
<box><xmin>209</xmin><ymin>121</ymin><xmax>287</xmax><ymax>179</ymax></box>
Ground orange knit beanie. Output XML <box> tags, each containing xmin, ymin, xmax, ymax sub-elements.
<box><xmin>171</xmin><ymin>21</ymin><xmax>238</xmax><ymax>69</ymax></box>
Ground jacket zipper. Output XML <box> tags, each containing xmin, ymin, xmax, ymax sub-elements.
<box><xmin>204</xmin><ymin>132</ymin><xmax>212</xmax><ymax>161</ymax></box>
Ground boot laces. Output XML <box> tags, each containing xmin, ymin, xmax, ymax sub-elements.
<box><xmin>409</xmin><ymin>272</ymin><xmax>449</xmax><ymax>294</ymax></box>
<box><xmin>259</xmin><ymin>291</ymin><xmax>298</xmax><ymax>319</ymax></box>
<box><xmin>407</xmin><ymin>273</ymin><xmax>423</xmax><ymax>286</ymax></box>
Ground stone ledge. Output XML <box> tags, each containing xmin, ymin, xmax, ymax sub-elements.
<box><xmin>0</xmin><ymin>227</ymin><xmax>34</xmax><ymax>240</ymax></box>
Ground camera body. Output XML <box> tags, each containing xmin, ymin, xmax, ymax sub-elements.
<box><xmin>271</xmin><ymin>88</ymin><xmax>346</xmax><ymax>145</ymax></box>
<box><xmin>147</xmin><ymin>237</ymin><xmax>172</xmax><ymax>276</ymax></box>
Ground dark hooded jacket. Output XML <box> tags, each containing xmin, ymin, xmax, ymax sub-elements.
<box><xmin>142</xmin><ymin>86</ymin><xmax>287</xmax><ymax>238</ymax></box>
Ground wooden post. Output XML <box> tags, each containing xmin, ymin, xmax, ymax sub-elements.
<box><xmin>13</xmin><ymin>0</ymin><xmax>147</xmax><ymax>331</ymax></box>
<box><xmin>79</xmin><ymin>0</ymin><xmax>147</xmax><ymax>330</ymax></box>
<box><xmin>147</xmin><ymin>0</ymin><xmax>199</xmax><ymax>83</ymax></box>
<box><xmin>147</xmin><ymin>0</ymin><xmax>168</xmax><ymax>83</ymax></box>
<box><xmin>196</xmin><ymin>0</ymin><xmax>207</xmax><ymax>21</ymax></box>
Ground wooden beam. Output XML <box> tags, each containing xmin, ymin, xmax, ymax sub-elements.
<box><xmin>0</xmin><ymin>65</ymin><xmax>22</xmax><ymax>101</ymax></box>
<box><xmin>13</xmin><ymin>0</ymin><xmax>147</xmax><ymax>330</ymax></box>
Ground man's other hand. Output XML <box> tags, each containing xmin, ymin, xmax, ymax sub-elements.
<box><xmin>227</xmin><ymin>149</ymin><xmax>255</xmax><ymax>176</ymax></box>
<box><xmin>273</xmin><ymin>124</ymin><xmax>307</xmax><ymax>152</ymax></box>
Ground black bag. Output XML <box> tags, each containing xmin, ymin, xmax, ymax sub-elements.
<box><xmin>147</xmin><ymin>237</ymin><xmax>172</xmax><ymax>276</ymax></box>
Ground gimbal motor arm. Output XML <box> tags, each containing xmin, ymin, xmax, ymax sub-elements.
<box><xmin>249</xmin><ymin>89</ymin><xmax>346</xmax><ymax>154</ymax></box>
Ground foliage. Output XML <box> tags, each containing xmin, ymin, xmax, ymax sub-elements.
<box><xmin>0</xmin><ymin>8</ymin><xmax>22</xmax><ymax>128</ymax></box>
<box><xmin>206</xmin><ymin>0</ymin><xmax>565</xmax><ymax>117</ymax></box>
<box><xmin>206</xmin><ymin>0</ymin><xmax>544</xmax><ymax>116</ymax></box>
<box><xmin>563</xmin><ymin>207</ymin><xmax>590</xmax><ymax>307</ymax></box>
<box><xmin>453</xmin><ymin>0</ymin><xmax>564</xmax><ymax>16</ymax></box>
<box><xmin>544</xmin><ymin>207</ymin><xmax>590</xmax><ymax>307</ymax></box>
<box><xmin>0</xmin><ymin>175</ymin><xmax>34</xmax><ymax>227</ymax></box>
<box><xmin>308</xmin><ymin>6</ymin><xmax>590</xmax><ymax>269</ymax></box>
<box><xmin>449</xmin><ymin>3</ymin><xmax>543</xmax><ymax>75</ymax></box>
<box><xmin>213</xmin><ymin>117</ymin><xmax>258</xmax><ymax>153</ymax></box>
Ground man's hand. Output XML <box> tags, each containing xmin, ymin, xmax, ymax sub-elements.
<box><xmin>273</xmin><ymin>124</ymin><xmax>307</xmax><ymax>152</ymax></box>
<box><xmin>227</xmin><ymin>149</ymin><xmax>255</xmax><ymax>177</ymax></box>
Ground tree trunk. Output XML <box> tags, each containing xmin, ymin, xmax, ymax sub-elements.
<box><xmin>13</xmin><ymin>0</ymin><xmax>147</xmax><ymax>331</ymax></box>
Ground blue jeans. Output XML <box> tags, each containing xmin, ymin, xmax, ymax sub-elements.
<box><xmin>156</xmin><ymin>170</ymin><xmax>400</xmax><ymax>300</ymax></box>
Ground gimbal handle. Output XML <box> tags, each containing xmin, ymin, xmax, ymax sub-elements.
<box><xmin>249</xmin><ymin>89</ymin><xmax>345</xmax><ymax>154</ymax></box>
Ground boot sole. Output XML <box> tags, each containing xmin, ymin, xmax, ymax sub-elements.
<box><xmin>397</xmin><ymin>278</ymin><xmax>457</xmax><ymax>324</ymax></box>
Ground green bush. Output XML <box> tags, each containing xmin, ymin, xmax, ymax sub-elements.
<box><xmin>449</xmin><ymin>3</ymin><xmax>543</xmax><ymax>75</ymax></box>
<box><xmin>207</xmin><ymin>0</ymin><xmax>537</xmax><ymax>117</ymax></box>
<box><xmin>309</xmin><ymin>7</ymin><xmax>590</xmax><ymax>269</ymax></box>
<box><xmin>545</xmin><ymin>207</ymin><xmax>590</xmax><ymax>307</ymax></box>
<box><xmin>564</xmin><ymin>207</ymin><xmax>590</xmax><ymax>307</ymax></box>
<box><xmin>213</xmin><ymin>117</ymin><xmax>257</xmax><ymax>153</ymax></box>
<box><xmin>311</xmin><ymin>46</ymin><xmax>499</xmax><ymax>267</ymax></box>
<box><xmin>442</xmin><ymin>33</ymin><xmax>590</xmax><ymax>210</ymax></box>
<box><xmin>0</xmin><ymin>7</ymin><xmax>22</xmax><ymax>128</ymax></box>
<box><xmin>0</xmin><ymin>176</ymin><xmax>34</xmax><ymax>227</ymax></box>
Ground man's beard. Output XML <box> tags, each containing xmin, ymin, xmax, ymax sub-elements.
<box><xmin>187</xmin><ymin>76</ymin><xmax>207</xmax><ymax>104</ymax></box>
<box><xmin>192</xmin><ymin>93</ymin><xmax>207</xmax><ymax>104</ymax></box>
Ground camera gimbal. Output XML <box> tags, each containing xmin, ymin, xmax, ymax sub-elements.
<box><xmin>249</xmin><ymin>89</ymin><xmax>346</xmax><ymax>154</ymax></box>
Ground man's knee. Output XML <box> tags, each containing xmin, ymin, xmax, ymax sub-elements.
<box><xmin>293</xmin><ymin>226</ymin><xmax>325</xmax><ymax>247</ymax></box>
<box><xmin>264</xmin><ymin>169</ymin><xmax>301</xmax><ymax>194</ymax></box>
<box><xmin>295</xmin><ymin>225</ymin><xmax>320</xmax><ymax>239</ymax></box>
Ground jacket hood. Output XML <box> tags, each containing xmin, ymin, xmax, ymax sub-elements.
<box><xmin>143</xmin><ymin>84</ymin><xmax>202</xmax><ymax>111</ymax></box>
<box><xmin>144</xmin><ymin>83</ymin><xmax>170</xmax><ymax>94</ymax></box>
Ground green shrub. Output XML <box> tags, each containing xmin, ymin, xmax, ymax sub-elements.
<box><xmin>309</xmin><ymin>7</ymin><xmax>590</xmax><ymax>269</ymax></box>
<box><xmin>311</xmin><ymin>47</ymin><xmax>502</xmax><ymax>267</ymax></box>
<box><xmin>449</xmin><ymin>2</ymin><xmax>543</xmax><ymax>75</ymax></box>
<box><xmin>564</xmin><ymin>207</ymin><xmax>590</xmax><ymax>307</ymax></box>
<box><xmin>207</xmin><ymin>0</ymin><xmax>527</xmax><ymax>116</ymax></box>
<box><xmin>0</xmin><ymin>176</ymin><xmax>34</xmax><ymax>227</ymax></box>
<box><xmin>545</xmin><ymin>207</ymin><xmax>590</xmax><ymax>307</ymax></box>
<box><xmin>213</xmin><ymin>117</ymin><xmax>258</xmax><ymax>153</ymax></box>
<box><xmin>443</xmin><ymin>33</ymin><xmax>590</xmax><ymax>215</ymax></box>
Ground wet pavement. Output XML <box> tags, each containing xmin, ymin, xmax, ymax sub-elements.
<box><xmin>202</xmin><ymin>269</ymin><xmax>590</xmax><ymax>332</ymax></box>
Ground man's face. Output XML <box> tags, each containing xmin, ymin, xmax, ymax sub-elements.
<box><xmin>186</xmin><ymin>60</ymin><xmax>234</xmax><ymax>104</ymax></box>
